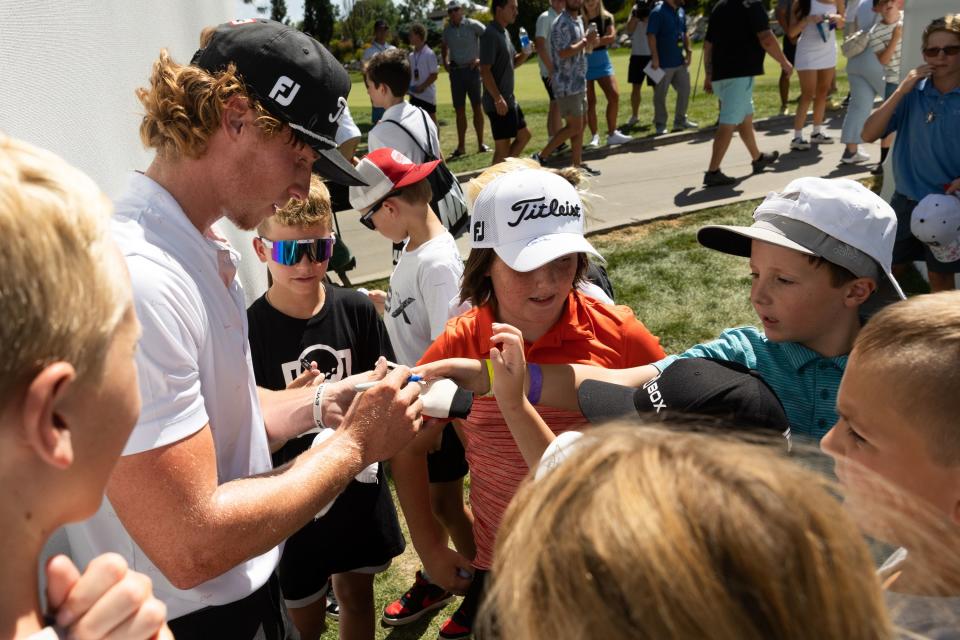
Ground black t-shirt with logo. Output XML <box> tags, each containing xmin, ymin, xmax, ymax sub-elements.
<box><xmin>247</xmin><ymin>284</ymin><xmax>404</xmax><ymax>581</ymax></box>
<box><xmin>705</xmin><ymin>0</ymin><xmax>771</xmax><ymax>81</ymax></box>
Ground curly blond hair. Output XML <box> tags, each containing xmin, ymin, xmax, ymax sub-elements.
<box><xmin>0</xmin><ymin>135</ymin><xmax>128</xmax><ymax>403</ymax></box>
<box><xmin>136</xmin><ymin>32</ymin><xmax>288</xmax><ymax>160</ymax></box>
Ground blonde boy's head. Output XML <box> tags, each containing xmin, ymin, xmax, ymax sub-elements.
<box><xmin>0</xmin><ymin>135</ymin><xmax>129</xmax><ymax>404</ymax></box>
<box><xmin>852</xmin><ymin>292</ymin><xmax>960</xmax><ymax>465</ymax></box>
<box><xmin>481</xmin><ymin>425</ymin><xmax>892</xmax><ymax>639</ymax></box>
<box><xmin>258</xmin><ymin>175</ymin><xmax>333</xmax><ymax>236</ymax></box>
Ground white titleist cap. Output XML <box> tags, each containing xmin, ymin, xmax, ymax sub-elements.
<box><xmin>469</xmin><ymin>169</ymin><xmax>602</xmax><ymax>272</ymax></box>
<box><xmin>911</xmin><ymin>193</ymin><xmax>960</xmax><ymax>264</ymax></box>
<box><xmin>698</xmin><ymin>177</ymin><xmax>905</xmax><ymax>314</ymax></box>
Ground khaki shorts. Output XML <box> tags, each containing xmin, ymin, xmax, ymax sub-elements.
<box><xmin>555</xmin><ymin>91</ymin><xmax>586</xmax><ymax>118</ymax></box>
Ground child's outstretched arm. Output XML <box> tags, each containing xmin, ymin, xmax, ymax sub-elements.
<box><xmin>415</xmin><ymin>351</ymin><xmax>661</xmax><ymax>412</ymax></box>
<box><xmin>490</xmin><ymin>324</ymin><xmax>557</xmax><ymax>467</ymax></box>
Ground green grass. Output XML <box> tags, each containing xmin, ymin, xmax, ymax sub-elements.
<box><xmin>346</xmin><ymin>40</ymin><xmax>850</xmax><ymax>173</ymax></box>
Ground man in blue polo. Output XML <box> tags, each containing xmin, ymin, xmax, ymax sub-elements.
<box><xmin>702</xmin><ymin>0</ymin><xmax>793</xmax><ymax>187</ymax></box>
<box><xmin>442</xmin><ymin>1</ymin><xmax>490</xmax><ymax>157</ymax></box>
<box><xmin>646</xmin><ymin>0</ymin><xmax>696</xmax><ymax>135</ymax></box>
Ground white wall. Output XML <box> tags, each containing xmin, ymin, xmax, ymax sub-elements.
<box><xmin>0</xmin><ymin>1</ymin><xmax>239</xmax><ymax>199</ymax></box>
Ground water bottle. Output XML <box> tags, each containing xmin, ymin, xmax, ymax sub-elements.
<box><xmin>519</xmin><ymin>27</ymin><xmax>531</xmax><ymax>52</ymax></box>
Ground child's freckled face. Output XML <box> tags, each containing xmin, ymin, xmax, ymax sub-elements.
<box><xmin>748</xmin><ymin>240</ymin><xmax>849</xmax><ymax>347</ymax></box>
<box><xmin>821</xmin><ymin>354</ymin><xmax>960</xmax><ymax>538</ymax></box>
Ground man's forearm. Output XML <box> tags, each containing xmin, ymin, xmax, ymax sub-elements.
<box><xmin>480</xmin><ymin>65</ymin><xmax>501</xmax><ymax>99</ymax></box>
<box><xmin>758</xmin><ymin>30</ymin><xmax>788</xmax><ymax>67</ymax></box>
<box><xmin>647</xmin><ymin>34</ymin><xmax>659</xmax><ymax>63</ymax></box>
<box><xmin>107</xmin><ymin>427</ymin><xmax>367</xmax><ymax>590</ymax></box>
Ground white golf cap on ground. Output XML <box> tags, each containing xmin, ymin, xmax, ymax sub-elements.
<box><xmin>697</xmin><ymin>177</ymin><xmax>905</xmax><ymax>314</ymax></box>
<box><xmin>469</xmin><ymin>168</ymin><xmax>602</xmax><ymax>272</ymax></box>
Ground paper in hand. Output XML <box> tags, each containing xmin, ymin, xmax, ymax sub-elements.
<box><xmin>643</xmin><ymin>61</ymin><xmax>666</xmax><ymax>85</ymax></box>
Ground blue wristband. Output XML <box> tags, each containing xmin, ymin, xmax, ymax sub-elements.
<box><xmin>527</xmin><ymin>363</ymin><xmax>543</xmax><ymax>405</ymax></box>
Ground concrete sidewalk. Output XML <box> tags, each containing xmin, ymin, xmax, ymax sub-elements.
<box><xmin>339</xmin><ymin>113</ymin><xmax>880</xmax><ymax>285</ymax></box>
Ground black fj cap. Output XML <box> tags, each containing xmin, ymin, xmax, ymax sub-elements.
<box><xmin>577</xmin><ymin>358</ymin><xmax>790</xmax><ymax>437</ymax></box>
<box><xmin>192</xmin><ymin>19</ymin><xmax>367</xmax><ymax>186</ymax></box>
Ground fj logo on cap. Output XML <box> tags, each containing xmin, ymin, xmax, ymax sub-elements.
<box><xmin>328</xmin><ymin>97</ymin><xmax>348</xmax><ymax>123</ymax></box>
<box><xmin>269</xmin><ymin>75</ymin><xmax>301</xmax><ymax>107</ymax></box>
<box><xmin>508</xmin><ymin>197</ymin><xmax>581</xmax><ymax>228</ymax></box>
<box><xmin>473</xmin><ymin>221</ymin><xmax>485</xmax><ymax>242</ymax></box>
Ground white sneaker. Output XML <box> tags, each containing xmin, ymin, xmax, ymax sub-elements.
<box><xmin>810</xmin><ymin>131</ymin><xmax>834</xmax><ymax>144</ymax></box>
<box><xmin>607</xmin><ymin>130</ymin><xmax>632</xmax><ymax>145</ymax></box>
<box><xmin>790</xmin><ymin>137</ymin><xmax>811</xmax><ymax>151</ymax></box>
<box><xmin>840</xmin><ymin>149</ymin><xmax>870</xmax><ymax>164</ymax></box>
<box><xmin>626</xmin><ymin>116</ymin><xmax>639</xmax><ymax>127</ymax></box>
<box><xmin>587</xmin><ymin>133</ymin><xmax>601</xmax><ymax>148</ymax></box>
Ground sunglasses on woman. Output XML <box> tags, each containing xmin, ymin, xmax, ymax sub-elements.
<box><xmin>359</xmin><ymin>190</ymin><xmax>401</xmax><ymax>230</ymax></box>
<box><xmin>923</xmin><ymin>45</ymin><xmax>960</xmax><ymax>58</ymax></box>
<box><xmin>259</xmin><ymin>237</ymin><xmax>336</xmax><ymax>266</ymax></box>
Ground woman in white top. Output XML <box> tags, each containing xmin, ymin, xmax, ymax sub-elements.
<box><xmin>788</xmin><ymin>0</ymin><xmax>845</xmax><ymax>149</ymax></box>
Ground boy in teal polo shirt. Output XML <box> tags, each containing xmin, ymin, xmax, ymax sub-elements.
<box><xmin>652</xmin><ymin>177</ymin><xmax>904</xmax><ymax>440</ymax></box>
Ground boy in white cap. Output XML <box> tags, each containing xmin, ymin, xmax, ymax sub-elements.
<box><xmin>349</xmin><ymin>148</ymin><xmax>477</xmax><ymax>631</ymax></box>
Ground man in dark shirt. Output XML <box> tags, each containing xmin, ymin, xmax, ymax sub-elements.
<box><xmin>479</xmin><ymin>0</ymin><xmax>534</xmax><ymax>164</ymax></box>
<box><xmin>647</xmin><ymin>0</ymin><xmax>696</xmax><ymax>134</ymax></box>
<box><xmin>702</xmin><ymin>0</ymin><xmax>793</xmax><ymax>187</ymax></box>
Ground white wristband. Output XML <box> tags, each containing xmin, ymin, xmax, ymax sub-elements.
<box><xmin>313</xmin><ymin>383</ymin><xmax>328</xmax><ymax>430</ymax></box>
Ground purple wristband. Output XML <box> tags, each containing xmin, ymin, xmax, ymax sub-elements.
<box><xmin>527</xmin><ymin>363</ymin><xmax>543</xmax><ymax>405</ymax></box>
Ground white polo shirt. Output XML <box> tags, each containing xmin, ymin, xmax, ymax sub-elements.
<box><xmin>66</xmin><ymin>172</ymin><xmax>278</xmax><ymax>620</ymax></box>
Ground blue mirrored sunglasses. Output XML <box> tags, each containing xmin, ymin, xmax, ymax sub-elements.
<box><xmin>260</xmin><ymin>237</ymin><xmax>336</xmax><ymax>266</ymax></box>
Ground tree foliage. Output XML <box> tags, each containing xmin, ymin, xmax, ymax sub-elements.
<box><xmin>302</xmin><ymin>0</ymin><xmax>338</xmax><ymax>44</ymax></box>
<box><xmin>270</xmin><ymin>0</ymin><xmax>288</xmax><ymax>23</ymax></box>
<box><xmin>343</xmin><ymin>0</ymin><xmax>402</xmax><ymax>45</ymax></box>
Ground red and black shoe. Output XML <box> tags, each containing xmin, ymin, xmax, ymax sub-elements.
<box><xmin>381</xmin><ymin>570</ymin><xmax>455</xmax><ymax>626</ymax></box>
<box><xmin>437</xmin><ymin>604</ymin><xmax>472</xmax><ymax>639</ymax></box>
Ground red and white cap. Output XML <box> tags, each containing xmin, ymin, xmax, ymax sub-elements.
<box><xmin>348</xmin><ymin>148</ymin><xmax>440</xmax><ymax>212</ymax></box>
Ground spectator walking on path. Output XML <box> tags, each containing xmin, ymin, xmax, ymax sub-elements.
<box><xmin>647</xmin><ymin>0</ymin><xmax>697</xmax><ymax>135</ymax></box>
<box><xmin>787</xmin><ymin>0</ymin><xmax>845</xmax><ymax>150</ymax></box>
<box><xmin>703</xmin><ymin>0</ymin><xmax>793</xmax><ymax>187</ymax></box>
<box><xmin>862</xmin><ymin>14</ymin><xmax>960</xmax><ymax>292</ymax></box>
<box><xmin>408</xmin><ymin>23</ymin><xmax>441</xmax><ymax>126</ymax></box>
<box><xmin>363</xmin><ymin>20</ymin><xmax>398</xmax><ymax>125</ymax></box>
<box><xmin>65</xmin><ymin>20</ymin><xmax>425</xmax><ymax>639</ymax></box>
<box><xmin>776</xmin><ymin>0</ymin><xmax>798</xmax><ymax>113</ymax></box>
<box><xmin>532</xmin><ymin>0</ymin><xmax>602</xmax><ymax>176</ymax></box>
<box><xmin>480</xmin><ymin>0</ymin><xmax>534</xmax><ymax>165</ymax></box>
<box><xmin>442</xmin><ymin>1</ymin><xmax>490</xmax><ymax>157</ymax></box>
<box><xmin>583</xmin><ymin>0</ymin><xmax>632</xmax><ymax>148</ymax></box>
<box><xmin>536</xmin><ymin>0</ymin><xmax>567</xmax><ymax>146</ymax></box>
<box><xmin>841</xmin><ymin>0</ymin><xmax>901</xmax><ymax>168</ymax></box>
<box><xmin>626</xmin><ymin>0</ymin><xmax>655</xmax><ymax>128</ymax></box>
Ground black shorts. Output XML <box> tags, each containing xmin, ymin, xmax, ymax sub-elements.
<box><xmin>427</xmin><ymin>423</ymin><xmax>469</xmax><ymax>483</ymax></box>
<box><xmin>486</xmin><ymin>103</ymin><xmax>526</xmax><ymax>141</ymax></box>
<box><xmin>782</xmin><ymin>34</ymin><xmax>797</xmax><ymax>65</ymax></box>
<box><xmin>450</xmin><ymin>66</ymin><xmax>482</xmax><ymax>108</ymax></box>
<box><xmin>272</xmin><ymin>435</ymin><xmax>405</xmax><ymax>607</ymax></box>
<box><xmin>541</xmin><ymin>75</ymin><xmax>556</xmax><ymax>101</ymax></box>
<box><xmin>168</xmin><ymin>574</ymin><xmax>294</xmax><ymax>640</ymax></box>
<box><xmin>891</xmin><ymin>192</ymin><xmax>960</xmax><ymax>273</ymax></box>
<box><xmin>409</xmin><ymin>95</ymin><xmax>437</xmax><ymax>114</ymax></box>
<box><xmin>628</xmin><ymin>54</ymin><xmax>655</xmax><ymax>86</ymax></box>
